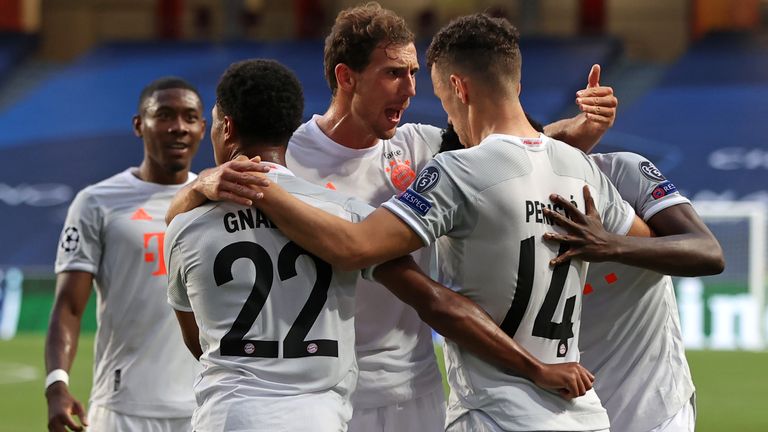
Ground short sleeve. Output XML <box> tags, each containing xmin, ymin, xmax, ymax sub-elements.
<box><xmin>592</xmin><ymin>168</ymin><xmax>635</xmax><ymax>236</ymax></box>
<box><xmin>381</xmin><ymin>155</ymin><xmax>466</xmax><ymax>246</ymax></box>
<box><xmin>591</xmin><ymin>152</ymin><xmax>689</xmax><ymax>220</ymax></box>
<box><xmin>165</xmin><ymin>224</ymin><xmax>192</xmax><ymax>312</ymax></box>
<box><xmin>54</xmin><ymin>189</ymin><xmax>103</xmax><ymax>275</ymax></box>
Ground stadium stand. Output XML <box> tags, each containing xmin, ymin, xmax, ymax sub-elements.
<box><xmin>598</xmin><ymin>31</ymin><xmax>768</xmax><ymax>203</ymax></box>
<box><xmin>0</xmin><ymin>32</ymin><xmax>36</xmax><ymax>82</ymax></box>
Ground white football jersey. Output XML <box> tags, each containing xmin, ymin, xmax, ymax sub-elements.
<box><xmin>382</xmin><ymin>134</ymin><xmax>635</xmax><ymax>431</ymax></box>
<box><xmin>581</xmin><ymin>152</ymin><xmax>695</xmax><ymax>432</ymax></box>
<box><xmin>287</xmin><ymin>116</ymin><xmax>443</xmax><ymax>407</ymax></box>
<box><xmin>165</xmin><ymin>164</ymin><xmax>374</xmax><ymax>431</ymax></box>
<box><xmin>54</xmin><ymin>168</ymin><xmax>200</xmax><ymax>418</ymax></box>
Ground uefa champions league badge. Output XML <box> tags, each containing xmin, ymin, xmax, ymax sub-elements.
<box><xmin>307</xmin><ymin>343</ymin><xmax>318</xmax><ymax>354</ymax></box>
<box><xmin>60</xmin><ymin>226</ymin><xmax>80</xmax><ymax>253</ymax></box>
<box><xmin>386</xmin><ymin>159</ymin><xmax>416</xmax><ymax>191</ymax></box>
<box><xmin>638</xmin><ymin>160</ymin><xmax>666</xmax><ymax>182</ymax></box>
<box><xmin>244</xmin><ymin>343</ymin><xmax>256</xmax><ymax>355</ymax></box>
<box><xmin>557</xmin><ymin>340</ymin><xmax>568</xmax><ymax>357</ymax></box>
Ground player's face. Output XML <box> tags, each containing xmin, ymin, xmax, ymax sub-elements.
<box><xmin>349</xmin><ymin>43</ymin><xmax>418</xmax><ymax>140</ymax></box>
<box><xmin>136</xmin><ymin>88</ymin><xmax>205</xmax><ymax>174</ymax></box>
<box><xmin>431</xmin><ymin>64</ymin><xmax>471</xmax><ymax>147</ymax></box>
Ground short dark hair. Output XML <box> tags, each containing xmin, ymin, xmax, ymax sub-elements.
<box><xmin>324</xmin><ymin>2</ymin><xmax>414</xmax><ymax>94</ymax></box>
<box><xmin>216</xmin><ymin>59</ymin><xmax>304</xmax><ymax>144</ymax></box>
<box><xmin>138</xmin><ymin>76</ymin><xmax>201</xmax><ymax>112</ymax></box>
<box><xmin>426</xmin><ymin>14</ymin><xmax>521</xmax><ymax>90</ymax></box>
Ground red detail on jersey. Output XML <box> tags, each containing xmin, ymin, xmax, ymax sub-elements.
<box><xmin>583</xmin><ymin>283</ymin><xmax>594</xmax><ymax>295</ymax></box>
<box><xmin>604</xmin><ymin>273</ymin><xmax>618</xmax><ymax>284</ymax></box>
<box><xmin>522</xmin><ymin>138</ymin><xmax>542</xmax><ymax>146</ymax></box>
<box><xmin>143</xmin><ymin>232</ymin><xmax>167</xmax><ymax>276</ymax></box>
<box><xmin>131</xmin><ymin>208</ymin><xmax>152</xmax><ymax>220</ymax></box>
<box><xmin>391</xmin><ymin>162</ymin><xmax>416</xmax><ymax>191</ymax></box>
<box><xmin>325</xmin><ymin>182</ymin><xmax>336</xmax><ymax>190</ymax></box>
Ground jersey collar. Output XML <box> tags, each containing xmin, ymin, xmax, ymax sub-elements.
<box><xmin>262</xmin><ymin>162</ymin><xmax>295</xmax><ymax>177</ymax></box>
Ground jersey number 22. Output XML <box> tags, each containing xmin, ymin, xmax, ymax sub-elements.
<box><xmin>214</xmin><ymin>241</ymin><xmax>338</xmax><ymax>358</ymax></box>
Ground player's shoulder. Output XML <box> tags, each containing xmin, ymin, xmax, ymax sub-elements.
<box><xmin>590</xmin><ymin>151</ymin><xmax>650</xmax><ymax>171</ymax></box>
<box><xmin>289</xmin><ymin>118</ymin><xmax>315</xmax><ymax>142</ymax></box>
<box><xmin>166</xmin><ymin>203</ymin><xmax>225</xmax><ymax>245</ymax></box>
<box><xmin>394</xmin><ymin>123</ymin><xmax>442</xmax><ymax>153</ymax></box>
<box><xmin>274</xmin><ymin>173</ymin><xmax>375</xmax><ymax>221</ymax></box>
<box><xmin>69</xmin><ymin>169</ymin><xmax>135</xmax><ymax>209</ymax></box>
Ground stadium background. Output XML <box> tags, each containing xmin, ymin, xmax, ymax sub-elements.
<box><xmin>0</xmin><ymin>0</ymin><xmax>766</xmax><ymax>430</ymax></box>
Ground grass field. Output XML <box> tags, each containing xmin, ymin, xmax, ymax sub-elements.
<box><xmin>2</xmin><ymin>334</ymin><xmax>767</xmax><ymax>432</ymax></box>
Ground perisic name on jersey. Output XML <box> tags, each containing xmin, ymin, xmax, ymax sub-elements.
<box><xmin>223</xmin><ymin>208</ymin><xmax>277</xmax><ymax>233</ymax></box>
<box><xmin>525</xmin><ymin>196</ymin><xmax>578</xmax><ymax>226</ymax></box>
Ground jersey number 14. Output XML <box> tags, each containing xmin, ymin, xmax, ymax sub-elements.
<box><xmin>500</xmin><ymin>236</ymin><xmax>576</xmax><ymax>357</ymax></box>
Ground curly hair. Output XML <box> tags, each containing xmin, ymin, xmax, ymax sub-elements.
<box><xmin>216</xmin><ymin>59</ymin><xmax>304</xmax><ymax>144</ymax></box>
<box><xmin>137</xmin><ymin>76</ymin><xmax>201</xmax><ymax>112</ymax></box>
<box><xmin>324</xmin><ymin>2</ymin><xmax>414</xmax><ymax>94</ymax></box>
<box><xmin>426</xmin><ymin>14</ymin><xmax>521</xmax><ymax>89</ymax></box>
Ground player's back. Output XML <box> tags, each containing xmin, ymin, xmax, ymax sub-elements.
<box><xmin>166</xmin><ymin>168</ymin><xmax>373</xmax><ymax>430</ymax></box>
<box><xmin>387</xmin><ymin>134</ymin><xmax>633</xmax><ymax>431</ymax></box>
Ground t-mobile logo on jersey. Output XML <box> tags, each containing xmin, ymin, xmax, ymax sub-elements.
<box><xmin>143</xmin><ymin>232</ymin><xmax>167</xmax><ymax>276</ymax></box>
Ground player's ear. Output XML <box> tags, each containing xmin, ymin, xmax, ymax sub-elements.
<box><xmin>132</xmin><ymin>114</ymin><xmax>142</xmax><ymax>138</ymax></box>
<box><xmin>223</xmin><ymin>115</ymin><xmax>236</xmax><ymax>142</ymax></box>
<box><xmin>450</xmin><ymin>74</ymin><xmax>469</xmax><ymax>105</ymax></box>
<box><xmin>336</xmin><ymin>63</ymin><xmax>355</xmax><ymax>93</ymax></box>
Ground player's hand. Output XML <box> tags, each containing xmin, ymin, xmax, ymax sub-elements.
<box><xmin>575</xmin><ymin>64</ymin><xmax>618</xmax><ymax>133</ymax></box>
<box><xmin>46</xmin><ymin>382</ymin><xmax>88</xmax><ymax>432</ymax></box>
<box><xmin>194</xmin><ymin>156</ymin><xmax>272</xmax><ymax>206</ymax></box>
<box><xmin>542</xmin><ymin>185</ymin><xmax>618</xmax><ymax>265</ymax></box>
<box><xmin>532</xmin><ymin>362</ymin><xmax>595</xmax><ymax>400</ymax></box>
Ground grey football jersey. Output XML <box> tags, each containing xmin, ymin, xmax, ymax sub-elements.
<box><xmin>287</xmin><ymin>117</ymin><xmax>444</xmax><ymax>407</ymax></box>
<box><xmin>166</xmin><ymin>166</ymin><xmax>374</xmax><ymax>430</ymax></box>
<box><xmin>581</xmin><ymin>152</ymin><xmax>694</xmax><ymax>432</ymax></box>
<box><xmin>383</xmin><ymin>134</ymin><xmax>634</xmax><ymax>431</ymax></box>
<box><xmin>55</xmin><ymin>169</ymin><xmax>200</xmax><ymax>418</ymax></box>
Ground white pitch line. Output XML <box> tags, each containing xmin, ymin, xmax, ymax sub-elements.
<box><xmin>0</xmin><ymin>362</ymin><xmax>40</xmax><ymax>384</ymax></box>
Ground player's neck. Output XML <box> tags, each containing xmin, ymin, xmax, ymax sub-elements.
<box><xmin>236</xmin><ymin>147</ymin><xmax>288</xmax><ymax>168</ymax></box>
<box><xmin>466</xmin><ymin>100</ymin><xmax>539</xmax><ymax>146</ymax></box>
<box><xmin>318</xmin><ymin>102</ymin><xmax>380</xmax><ymax>150</ymax></box>
<box><xmin>136</xmin><ymin>161</ymin><xmax>188</xmax><ymax>185</ymax></box>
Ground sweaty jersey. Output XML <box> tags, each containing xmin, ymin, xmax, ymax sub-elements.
<box><xmin>54</xmin><ymin>168</ymin><xmax>200</xmax><ymax>418</ymax></box>
<box><xmin>581</xmin><ymin>152</ymin><xmax>695</xmax><ymax>432</ymax></box>
<box><xmin>382</xmin><ymin>134</ymin><xmax>635</xmax><ymax>431</ymax></box>
<box><xmin>165</xmin><ymin>164</ymin><xmax>374</xmax><ymax>431</ymax></box>
<box><xmin>287</xmin><ymin>115</ymin><xmax>443</xmax><ymax>407</ymax></box>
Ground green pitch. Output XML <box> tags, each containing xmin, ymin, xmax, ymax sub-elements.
<box><xmin>2</xmin><ymin>334</ymin><xmax>767</xmax><ymax>432</ymax></box>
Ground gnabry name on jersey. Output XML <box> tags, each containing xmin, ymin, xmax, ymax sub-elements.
<box><xmin>224</xmin><ymin>208</ymin><xmax>277</xmax><ymax>233</ymax></box>
<box><xmin>525</xmin><ymin>197</ymin><xmax>577</xmax><ymax>225</ymax></box>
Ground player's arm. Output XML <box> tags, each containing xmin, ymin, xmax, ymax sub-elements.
<box><xmin>543</xmin><ymin>188</ymin><xmax>724</xmax><ymax>276</ymax></box>
<box><xmin>254</xmin><ymin>182</ymin><xmax>422</xmax><ymax>270</ymax></box>
<box><xmin>165</xmin><ymin>156</ymin><xmax>270</xmax><ymax>225</ymax></box>
<box><xmin>44</xmin><ymin>271</ymin><xmax>92</xmax><ymax>432</ymax></box>
<box><xmin>173</xmin><ymin>310</ymin><xmax>202</xmax><ymax>360</ymax></box>
<box><xmin>543</xmin><ymin>64</ymin><xmax>617</xmax><ymax>153</ymax></box>
<box><xmin>374</xmin><ymin>255</ymin><xmax>594</xmax><ymax>400</ymax></box>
